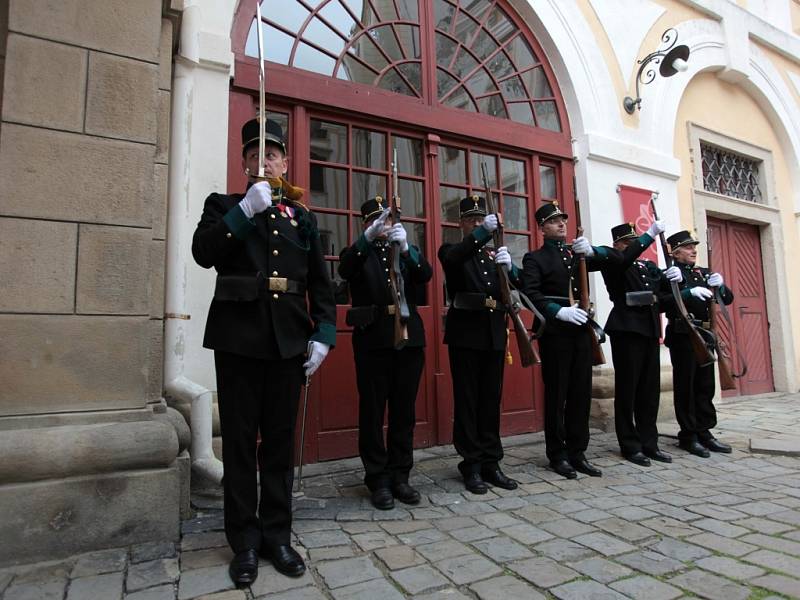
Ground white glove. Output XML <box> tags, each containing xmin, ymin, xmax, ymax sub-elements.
<box><xmin>664</xmin><ymin>266</ymin><xmax>682</xmax><ymax>283</ymax></box>
<box><xmin>690</xmin><ymin>287</ymin><xmax>714</xmax><ymax>301</ymax></box>
<box><xmin>238</xmin><ymin>181</ymin><xmax>272</xmax><ymax>219</ymax></box>
<box><xmin>387</xmin><ymin>223</ymin><xmax>409</xmax><ymax>253</ymax></box>
<box><xmin>707</xmin><ymin>272</ymin><xmax>723</xmax><ymax>287</ymax></box>
<box><xmin>494</xmin><ymin>246</ymin><xmax>511</xmax><ymax>271</ymax></box>
<box><xmin>555</xmin><ymin>306</ymin><xmax>589</xmax><ymax>325</ymax></box>
<box><xmin>303</xmin><ymin>341</ymin><xmax>330</xmax><ymax>377</ymax></box>
<box><xmin>482</xmin><ymin>213</ymin><xmax>499</xmax><ymax>232</ymax></box>
<box><xmin>364</xmin><ymin>209</ymin><xmax>391</xmax><ymax>242</ymax></box>
<box><xmin>646</xmin><ymin>220</ymin><xmax>665</xmax><ymax>238</ymax></box>
<box><xmin>572</xmin><ymin>236</ymin><xmax>594</xmax><ymax>257</ymax></box>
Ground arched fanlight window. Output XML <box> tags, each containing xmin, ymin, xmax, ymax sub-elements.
<box><xmin>244</xmin><ymin>0</ymin><xmax>562</xmax><ymax>131</ymax></box>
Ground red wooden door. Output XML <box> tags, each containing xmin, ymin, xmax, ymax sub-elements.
<box><xmin>707</xmin><ymin>218</ymin><xmax>773</xmax><ymax>396</ymax></box>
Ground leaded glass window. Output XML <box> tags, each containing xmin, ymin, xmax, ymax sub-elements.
<box><xmin>700</xmin><ymin>143</ymin><xmax>763</xmax><ymax>203</ymax></box>
<box><xmin>245</xmin><ymin>0</ymin><xmax>562</xmax><ymax>130</ymax></box>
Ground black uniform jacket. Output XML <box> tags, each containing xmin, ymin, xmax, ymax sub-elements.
<box><xmin>664</xmin><ymin>261</ymin><xmax>734</xmax><ymax>346</ymax></box>
<box><xmin>438</xmin><ymin>225</ymin><xmax>522</xmax><ymax>352</ymax></box>
<box><xmin>339</xmin><ymin>234</ymin><xmax>432</xmax><ymax>352</ymax></box>
<box><xmin>192</xmin><ymin>190</ymin><xmax>336</xmax><ymax>360</ymax></box>
<box><xmin>600</xmin><ymin>235</ymin><xmax>674</xmax><ymax>339</ymax></box>
<box><xmin>521</xmin><ymin>239</ymin><xmax>610</xmax><ymax>337</ymax></box>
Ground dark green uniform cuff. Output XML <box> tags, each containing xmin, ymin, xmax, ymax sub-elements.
<box><xmin>404</xmin><ymin>245</ymin><xmax>421</xmax><ymax>266</ymax></box>
<box><xmin>594</xmin><ymin>246</ymin><xmax>608</xmax><ymax>259</ymax></box>
<box><xmin>354</xmin><ymin>233</ymin><xmax>371</xmax><ymax>255</ymax></box>
<box><xmin>638</xmin><ymin>233</ymin><xmax>654</xmax><ymax>247</ymax></box>
<box><xmin>509</xmin><ymin>263</ymin><xmax>520</xmax><ymax>279</ymax></box>
<box><xmin>545</xmin><ymin>302</ymin><xmax>562</xmax><ymax>319</ymax></box>
<box><xmin>311</xmin><ymin>322</ymin><xmax>336</xmax><ymax>347</ymax></box>
<box><xmin>474</xmin><ymin>226</ymin><xmax>492</xmax><ymax>243</ymax></box>
<box><xmin>223</xmin><ymin>205</ymin><xmax>256</xmax><ymax>239</ymax></box>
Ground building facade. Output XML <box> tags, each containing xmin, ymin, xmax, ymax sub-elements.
<box><xmin>1</xmin><ymin>0</ymin><xmax>799</xmax><ymax>564</ymax></box>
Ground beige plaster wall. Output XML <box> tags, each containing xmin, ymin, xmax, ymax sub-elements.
<box><xmin>673</xmin><ymin>71</ymin><xmax>800</xmax><ymax>379</ymax></box>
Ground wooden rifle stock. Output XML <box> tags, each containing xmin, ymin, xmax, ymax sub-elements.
<box><xmin>389</xmin><ymin>149</ymin><xmax>410</xmax><ymax>349</ymax></box>
<box><xmin>649</xmin><ymin>197</ymin><xmax>715</xmax><ymax>366</ymax></box>
<box><xmin>571</xmin><ymin>186</ymin><xmax>606</xmax><ymax>366</ymax></box>
<box><xmin>481</xmin><ymin>163</ymin><xmax>539</xmax><ymax>366</ymax></box>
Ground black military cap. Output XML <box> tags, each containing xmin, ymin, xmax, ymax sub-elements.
<box><xmin>666</xmin><ymin>230</ymin><xmax>699</xmax><ymax>250</ymax></box>
<box><xmin>241</xmin><ymin>118</ymin><xmax>286</xmax><ymax>156</ymax></box>
<box><xmin>535</xmin><ymin>201</ymin><xmax>568</xmax><ymax>225</ymax></box>
<box><xmin>360</xmin><ymin>196</ymin><xmax>388</xmax><ymax>222</ymax></box>
<box><xmin>611</xmin><ymin>222</ymin><xmax>638</xmax><ymax>242</ymax></box>
<box><xmin>459</xmin><ymin>195</ymin><xmax>487</xmax><ymax>218</ymax></box>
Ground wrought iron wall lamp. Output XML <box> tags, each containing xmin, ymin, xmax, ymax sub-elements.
<box><xmin>623</xmin><ymin>28</ymin><xmax>690</xmax><ymax>114</ymax></box>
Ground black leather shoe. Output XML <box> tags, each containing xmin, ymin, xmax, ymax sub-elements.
<box><xmin>623</xmin><ymin>451</ymin><xmax>651</xmax><ymax>467</ymax></box>
<box><xmin>679</xmin><ymin>440</ymin><xmax>711</xmax><ymax>458</ymax></box>
<box><xmin>391</xmin><ymin>482</ymin><xmax>421</xmax><ymax>504</ymax></box>
<box><xmin>371</xmin><ymin>487</ymin><xmax>395</xmax><ymax>510</ymax></box>
<box><xmin>463</xmin><ymin>472</ymin><xmax>488</xmax><ymax>494</ymax></box>
<box><xmin>643</xmin><ymin>448</ymin><xmax>673</xmax><ymax>463</ymax></box>
<box><xmin>550</xmin><ymin>459</ymin><xmax>577</xmax><ymax>479</ymax></box>
<box><xmin>702</xmin><ymin>437</ymin><xmax>732</xmax><ymax>453</ymax></box>
<box><xmin>481</xmin><ymin>468</ymin><xmax>518</xmax><ymax>490</ymax></box>
<box><xmin>229</xmin><ymin>549</ymin><xmax>258</xmax><ymax>587</ymax></box>
<box><xmin>262</xmin><ymin>544</ymin><xmax>305</xmax><ymax>578</ymax></box>
<box><xmin>570</xmin><ymin>458</ymin><xmax>602</xmax><ymax>477</ymax></box>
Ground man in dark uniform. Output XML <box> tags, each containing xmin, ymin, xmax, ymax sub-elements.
<box><xmin>438</xmin><ymin>195</ymin><xmax>520</xmax><ymax>494</ymax></box>
<box><xmin>599</xmin><ymin>221</ymin><xmax>682</xmax><ymax>466</ymax></box>
<box><xmin>192</xmin><ymin>119</ymin><xmax>336</xmax><ymax>586</ymax></box>
<box><xmin>522</xmin><ymin>203</ymin><xmax>609</xmax><ymax>479</ymax></box>
<box><xmin>665</xmin><ymin>230</ymin><xmax>734</xmax><ymax>457</ymax></box>
<box><xmin>339</xmin><ymin>198</ymin><xmax>433</xmax><ymax>510</ymax></box>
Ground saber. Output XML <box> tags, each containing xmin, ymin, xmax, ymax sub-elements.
<box><xmin>294</xmin><ymin>375</ymin><xmax>310</xmax><ymax>493</ymax></box>
<box><xmin>255</xmin><ymin>0</ymin><xmax>266</xmax><ymax>179</ymax></box>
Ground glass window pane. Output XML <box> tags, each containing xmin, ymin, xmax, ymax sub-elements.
<box><xmin>396</xmin><ymin>25</ymin><xmax>422</xmax><ymax>59</ymax></box>
<box><xmin>470</xmin><ymin>152</ymin><xmax>496</xmax><ymax>188</ymax></box>
<box><xmin>477</xmin><ymin>94</ymin><xmax>507</xmax><ymax>119</ymax></box>
<box><xmin>461</xmin><ymin>0</ymin><xmax>491</xmax><ymax>21</ymax></box>
<box><xmin>342</xmin><ymin>0</ymin><xmax>380</xmax><ymax>27</ymax></box>
<box><xmin>266</xmin><ymin>3</ymin><xmax>309</xmax><ymax>33</ymax></box>
<box><xmin>471</xmin><ymin>29</ymin><xmax>498</xmax><ymax>61</ymax></box>
<box><xmin>406</xmin><ymin>222</ymin><xmax>426</xmax><ymax>259</ymax></box>
<box><xmin>246</xmin><ymin>21</ymin><xmax>295</xmax><ymax>65</ymax></box>
<box><xmin>372</xmin><ymin>25</ymin><xmax>404</xmax><ymax>61</ymax></box>
<box><xmin>393</xmin><ymin>136</ymin><xmax>423</xmax><ymax>176</ymax></box>
<box><xmin>303</xmin><ymin>18</ymin><xmax>346</xmax><ymax>56</ymax></box>
<box><xmin>505</xmin><ymin>233</ymin><xmax>530</xmax><ymax>265</ymax></box>
<box><xmin>503</xmin><ymin>195</ymin><xmax>528</xmax><ymax>230</ymax></box>
<box><xmin>436</xmin><ymin>67</ymin><xmax>459</xmax><ymax>97</ymax></box>
<box><xmin>319</xmin><ymin>1</ymin><xmax>358</xmax><ymax>41</ymax></box>
<box><xmin>534</xmin><ymin>101</ymin><xmax>561</xmax><ymax>132</ymax></box>
<box><xmin>397</xmin><ymin>0</ymin><xmax>420</xmax><ymax>22</ymax></box>
<box><xmin>337</xmin><ymin>54</ymin><xmax>378</xmax><ymax>85</ymax></box>
<box><xmin>353</xmin><ymin>128</ymin><xmax>386</xmax><ymax>169</ymax></box>
<box><xmin>441</xmin><ymin>226</ymin><xmax>462</xmax><ymax>246</ymax></box>
<box><xmin>501</xmin><ymin>75</ymin><xmax>528</xmax><ymax>101</ymax></box>
<box><xmin>465</xmin><ymin>68</ymin><xmax>497</xmax><ymax>97</ymax></box>
<box><xmin>486</xmin><ymin>7</ymin><xmax>516</xmax><ymax>45</ymax></box>
<box><xmin>398</xmin><ymin>178</ymin><xmax>424</xmax><ymax>218</ymax></box>
<box><xmin>439</xmin><ymin>146</ymin><xmax>466</xmax><ymax>184</ymax></box>
<box><xmin>349</xmin><ymin>34</ymin><xmax>389</xmax><ymax>72</ymax></box>
<box><xmin>439</xmin><ymin>185</ymin><xmax>464</xmax><ymax>222</ymax></box>
<box><xmin>453</xmin><ymin>11</ymin><xmax>479</xmax><ymax>44</ymax></box>
<box><xmin>452</xmin><ymin>47</ymin><xmax>479</xmax><ymax>80</ymax></box>
<box><xmin>500</xmin><ymin>158</ymin><xmax>526</xmax><ymax>193</ymax></box>
<box><xmin>434</xmin><ymin>0</ymin><xmax>456</xmax><ymax>31</ymax></box>
<box><xmin>294</xmin><ymin>42</ymin><xmax>336</xmax><ymax>75</ymax></box>
<box><xmin>316</xmin><ymin>212</ymin><xmax>348</xmax><ymax>258</ymax></box>
<box><xmin>443</xmin><ymin>86</ymin><xmax>477</xmax><ymax>111</ymax></box>
<box><xmin>486</xmin><ymin>50</ymin><xmax>514</xmax><ymax>80</ymax></box>
<box><xmin>378</xmin><ymin>68</ymin><xmax>415</xmax><ymax>96</ymax></box>
<box><xmin>506</xmin><ymin>35</ymin><xmax>538</xmax><ymax>70</ymax></box>
<box><xmin>310</xmin><ymin>165</ymin><xmax>347</xmax><ymax>209</ymax></box>
<box><xmin>353</xmin><ymin>172</ymin><xmax>387</xmax><ymax>203</ymax></box>
<box><xmin>436</xmin><ymin>33</ymin><xmax>458</xmax><ymax>68</ymax></box>
<box><xmin>520</xmin><ymin>66</ymin><xmax>551</xmax><ymax>99</ymax></box>
<box><xmin>396</xmin><ymin>62</ymin><xmax>422</xmax><ymax>95</ymax></box>
<box><xmin>539</xmin><ymin>165</ymin><xmax>556</xmax><ymax>199</ymax></box>
<box><xmin>310</xmin><ymin>120</ymin><xmax>347</xmax><ymax>163</ymax></box>
<box><xmin>508</xmin><ymin>101</ymin><xmax>534</xmax><ymax>125</ymax></box>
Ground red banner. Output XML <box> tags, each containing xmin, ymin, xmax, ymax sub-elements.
<box><xmin>618</xmin><ymin>184</ymin><xmax>658</xmax><ymax>264</ymax></box>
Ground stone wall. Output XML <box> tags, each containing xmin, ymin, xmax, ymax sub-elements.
<box><xmin>0</xmin><ymin>0</ymin><xmax>185</xmax><ymax>565</ymax></box>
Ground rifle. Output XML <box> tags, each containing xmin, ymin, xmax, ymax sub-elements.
<box><xmin>388</xmin><ymin>149</ymin><xmax>410</xmax><ymax>349</ymax></box>
<box><xmin>480</xmin><ymin>163</ymin><xmax>539</xmax><ymax>366</ymax></box>
<box><xmin>707</xmin><ymin>230</ymin><xmax>747</xmax><ymax>389</ymax></box>
<box><xmin>649</xmin><ymin>196</ymin><xmax>715</xmax><ymax>366</ymax></box>
<box><xmin>571</xmin><ymin>180</ymin><xmax>606</xmax><ymax>366</ymax></box>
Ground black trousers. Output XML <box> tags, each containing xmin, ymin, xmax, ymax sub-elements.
<box><xmin>667</xmin><ymin>333</ymin><xmax>717</xmax><ymax>443</ymax></box>
<box><xmin>610</xmin><ymin>332</ymin><xmax>661</xmax><ymax>455</ymax></box>
<box><xmin>214</xmin><ymin>351</ymin><xmax>304</xmax><ymax>553</ymax></box>
<box><xmin>539</xmin><ymin>332</ymin><xmax>592</xmax><ymax>462</ymax></box>
<box><xmin>448</xmin><ymin>346</ymin><xmax>505</xmax><ymax>476</ymax></box>
<box><xmin>355</xmin><ymin>347</ymin><xmax>424</xmax><ymax>491</ymax></box>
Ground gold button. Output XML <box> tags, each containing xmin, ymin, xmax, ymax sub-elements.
<box><xmin>272</xmin><ymin>271</ymin><xmax>278</xmax><ymax>276</ymax></box>
<box><xmin>273</xmin><ymin>250</ymin><xmax>279</xmax><ymax>256</ymax></box>
<box><xmin>270</xmin><ymin>213</ymin><xmax>276</xmax><ymax>219</ymax></box>
<box><xmin>226</xmin><ymin>232</ymin><xmax>232</xmax><ymax>238</ymax></box>
<box><xmin>272</xmin><ymin>293</ymin><xmax>279</xmax><ymax>299</ymax></box>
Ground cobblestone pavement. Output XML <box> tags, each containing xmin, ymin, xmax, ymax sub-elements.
<box><xmin>3</xmin><ymin>393</ymin><xmax>800</xmax><ymax>600</ymax></box>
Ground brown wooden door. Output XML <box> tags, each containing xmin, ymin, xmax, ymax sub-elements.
<box><xmin>707</xmin><ymin>217</ymin><xmax>773</xmax><ymax>396</ymax></box>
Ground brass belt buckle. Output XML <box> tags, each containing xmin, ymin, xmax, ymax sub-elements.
<box><xmin>268</xmin><ymin>277</ymin><xmax>288</xmax><ymax>292</ymax></box>
<box><xmin>386</xmin><ymin>305</ymin><xmax>396</xmax><ymax>315</ymax></box>
<box><xmin>484</xmin><ymin>297</ymin><xmax>497</xmax><ymax>310</ymax></box>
